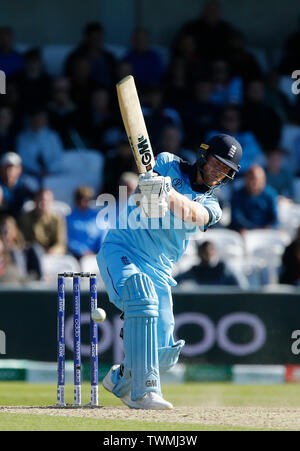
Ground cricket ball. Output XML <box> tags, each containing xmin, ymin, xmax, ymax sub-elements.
<box><xmin>91</xmin><ymin>308</ymin><xmax>106</xmax><ymax>322</ymax></box>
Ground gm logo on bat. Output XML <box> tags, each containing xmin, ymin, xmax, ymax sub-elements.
<box><xmin>137</xmin><ymin>134</ymin><xmax>153</xmax><ymax>171</ymax></box>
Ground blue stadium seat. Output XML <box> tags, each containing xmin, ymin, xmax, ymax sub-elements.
<box><xmin>42</xmin><ymin>44</ymin><xmax>74</xmax><ymax>76</ymax></box>
<box><xmin>43</xmin><ymin>150</ymin><xmax>104</xmax><ymax>206</ymax></box>
<box><xmin>280</xmin><ymin>124</ymin><xmax>300</xmax><ymax>172</ymax></box>
<box><xmin>42</xmin><ymin>254</ymin><xmax>80</xmax><ymax>282</ymax></box>
<box><xmin>278</xmin><ymin>76</ymin><xmax>298</xmax><ymax>105</ymax></box>
<box><xmin>195</xmin><ymin>228</ymin><xmax>245</xmax><ymax>259</ymax></box>
<box><xmin>246</xmin><ymin>46</ymin><xmax>269</xmax><ymax>73</ymax></box>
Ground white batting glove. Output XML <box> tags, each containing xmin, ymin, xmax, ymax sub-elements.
<box><xmin>138</xmin><ymin>173</ymin><xmax>172</xmax><ymax>218</ymax></box>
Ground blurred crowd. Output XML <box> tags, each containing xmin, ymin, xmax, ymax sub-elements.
<box><xmin>0</xmin><ymin>0</ymin><xmax>299</xmax><ymax>287</ymax></box>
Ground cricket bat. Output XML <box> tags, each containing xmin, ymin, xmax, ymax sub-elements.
<box><xmin>116</xmin><ymin>75</ymin><xmax>155</xmax><ymax>174</ymax></box>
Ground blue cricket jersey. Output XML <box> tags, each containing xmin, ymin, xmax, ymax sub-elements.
<box><xmin>101</xmin><ymin>152</ymin><xmax>222</xmax><ymax>285</ymax></box>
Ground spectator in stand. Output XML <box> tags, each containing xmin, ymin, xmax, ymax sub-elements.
<box><xmin>176</xmin><ymin>241</ymin><xmax>243</xmax><ymax>287</ymax></box>
<box><xmin>163</xmin><ymin>57</ymin><xmax>190</xmax><ymax>111</ymax></box>
<box><xmin>226</xmin><ymin>31</ymin><xmax>262</xmax><ymax>82</ymax></box>
<box><xmin>280</xmin><ymin>226</ymin><xmax>300</xmax><ymax>286</ymax></box>
<box><xmin>171</xmin><ymin>34</ymin><xmax>204</xmax><ymax>84</ymax></box>
<box><xmin>174</xmin><ymin>0</ymin><xmax>238</xmax><ymax>61</ymax></box>
<box><xmin>0</xmin><ymin>152</ymin><xmax>32</xmax><ymax>217</ymax></box>
<box><xmin>0</xmin><ymin>80</ymin><xmax>22</xmax><ymax>129</ymax></box>
<box><xmin>157</xmin><ymin>125</ymin><xmax>195</xmax><ymax>163</ymax></box>
<box><xmin>181</xmin><ymin>78</ymin><xmax>221</xmax><ymax>147</ymax></box>
<box><xmin>143</xmin><ymin>85</ymin><xmax>183</xmax><ymax>150</ymax></box>
<box><xmin>97</xmin><ymin>172</ymin><xmax>139</xmax><ymax>232</ymax></box>
<box><xmin>124</xmin><ymin>28</ymin><xmax>165</xmax><ymax>88</ymax></box>
<box><xmin>118</xmin><ymin>172</ymin><xmax>139</xmax><ymax>211</ymax></box>
<box><xmin>68</xmin><ymin>55</ymin><xmax>98</xmax><ymax>109</ymax></box>
<box><xmin>0</xmin><ymin>237</ymin><xmax>24</xmax><ymax>284</ymax></box>
<box><xmin>88</xmin><ymin>86</ymin><xmax>120</xmax><ymax>152</ymax></box>
<box><xmin>0</xmin><ymin>215</ymin><xmax>42</xmax><ymax>280</ymax></box>
<box><xmin>102</xmin><ymin>138</ymin><xmax>136</xmax><ymax>197</ymax></box>
<box><xmin>242</xmin><ymin>79</ymin><xmax>282</xmax><ymax>152</ymax></box>
<box><xmin>0</xmin><ymin>26</ymin><xmax>24</xmax><ymax>78</ymax></box>
<box><xmin>171</xmin><ymin>33</ymin><xmax>199</xmax><ymax>64</ymax></box>
<box><xmin>115</xmin><ymin>60</ymin><xmax>133</xmax><ymax>82</ymax></box>
<box><xmin>47</xmin><ymin>77</ymin><xmax>86</xmax><ymax>149</ymax></box>
<box><xmin>0</xmin><ymin>106</ymin><xmax>16</xmax><ymax>155</ymax></box>
<box><xmin>279</xmin><ymin>13</ymin><xmax>300</xmax><ymax>75</ymax></box>
<box><xmin>206</xmin><ymin>106</ymin><xmax>265</xmax><ymax>173</ymax></box>
<box><xmin>265</xmin><ymin>71</ymin><xmax>293</xmax><ymax>123</ymax></box>
<box><xmin>19</xmin><ymin>188</ymin><xmax>66</xmax><ymax>255</ymax></box>
<box><xmin>210</xmin><ymin>59</ymin><xmax>243</xmax><ymax>105</ymax></box>
<box><xmin>16</xmin><ymin>108</ymin><xmax>63</xmax><ymax>188</ymax></box>
<box><xmin>67</xmin><ymin>186</ymin><xmax>106</xmax><ymax>259</ymax></box>
<box><xmin>13</xmin><ymin>48</ymin><xmax>51</xmax><ymax>113</ymax></box>
<box><xmin>265</xmin><ymin>148</ymin><xmax>294</xmax><ymax>199</ymax></box>
<box><xmin>69</xmin><ymin>56</ymin><xmax>99</xmax><ymax>111</ymax></box>
<box><xmin>65</xmin><ymin>22</ymin><xmax>115</xmax><ymax>87</ymax></box>
<box><xmin>291</xmin><ymin>91</ymin><xmax>300</xmax><ymax>131</ymax></box>
<box><xmin>293</xmin><ymin>136</ymin><xmax>300</xmax><ymax>177</ymax></box>
<box><xmin>230</xmin><ymin>165</ymin><xmax>278</xmax><ymax>233</ymax></box>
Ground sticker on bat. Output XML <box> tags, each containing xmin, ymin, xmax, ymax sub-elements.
<box><xmin>137</xmin><ymin>135</ymin><xmax>152</xmax><ymax>170</ymax></box>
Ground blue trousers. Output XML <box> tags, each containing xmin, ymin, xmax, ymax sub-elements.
<box><xmin>97</xmin><ymin>242</ymin><xmax>176</xmax><ymax>350</ymax></box>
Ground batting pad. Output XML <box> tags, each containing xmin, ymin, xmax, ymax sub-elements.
<box><xmin>122</xmin><ymin>273</ymin><xmax>161</xmax><ymax>401</ymax></box>
<box><xmin>158</xmin><ymin>339</ymin><xmax>185</xmax><ymax>372</ymax></box>
<box><xmin>111</xmin><ymin>364</ymin><xmax>131</xmax><ymax>399</ymax></box>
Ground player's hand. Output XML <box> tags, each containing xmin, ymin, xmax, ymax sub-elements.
<box><xmin>138</xmin><ymin>173</ymin><xmax>172</xmax><ymax>218</ymax></box>
<box><xmin>138</xmin><ymin>173</ymin><xmax>171</xmax><ymax>198</ymax></box>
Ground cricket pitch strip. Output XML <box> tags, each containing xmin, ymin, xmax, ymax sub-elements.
<box><xmin>1</xmin><ymin>406</ymin><xmax>300</xmax><ymax>430</ymax></box>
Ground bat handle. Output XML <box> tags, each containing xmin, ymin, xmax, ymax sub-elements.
<box><xmin>140</xmin><ymin>170</ymin><xmax>156</xmax><ymax>179</ymax></box>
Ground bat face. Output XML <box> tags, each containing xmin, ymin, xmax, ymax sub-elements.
<box><xmin>116</xmin><ymin>75</ymin><xmax>155</xmax><ymax>174</ymax></box>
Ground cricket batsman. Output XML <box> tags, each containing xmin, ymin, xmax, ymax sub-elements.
<box><xmin>97</xmin><ymin>133</ymin><xmax>242</xmax><ymax>409</ymax></box>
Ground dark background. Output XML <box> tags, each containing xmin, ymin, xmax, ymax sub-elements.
<box><xmin>0</xmin><ymin>288</ymin><xmax>299</xmax><ymax>365</ymax></box>
<box><xmin>1</xmin><ymin>0</ymin><xmax>297</xmax><ymax>50</ymax></box>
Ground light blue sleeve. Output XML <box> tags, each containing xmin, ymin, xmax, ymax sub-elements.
<box><xmin>195</xmin><ymin>193</ymin><xmax>222</xmax><ymax>229</ymax></box>
<box><xmin>153</xmin><ymin>152</ymin><xmax>181</xmax><ymax>177</ymax></box>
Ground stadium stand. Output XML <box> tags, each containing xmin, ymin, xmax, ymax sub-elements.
<box><xmin>43</xmin><ymin>150</ymin><xmax>104</xmax><ymax>206</ymax></box>
<box><xmin>0</xmin><ymin>16</ymin><xmax>299</xmax><ymax>288</ymax></box>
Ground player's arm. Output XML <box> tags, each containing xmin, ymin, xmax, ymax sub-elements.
<box><xmin>168</xmin><ymin>188</ymin><xmax>209</xmax><ymax>227</ymax></box>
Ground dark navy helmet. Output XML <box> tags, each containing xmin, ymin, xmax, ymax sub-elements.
<box><xmin>197</xmin><ymin>134</ymin><xmax>242</xmax><ymax>187</ymax></box>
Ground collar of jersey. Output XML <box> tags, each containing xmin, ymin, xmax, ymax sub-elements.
<box><xmin>179</xmin><ymin>160</ymin><xmax>209</xmax><ymax>194</ymax></box>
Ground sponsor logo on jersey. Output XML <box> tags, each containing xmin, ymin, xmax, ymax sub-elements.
<box><xmin>173</xmin><ymin>178</ymin><xmax>183</xmax><ymax>189</ymax></box>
